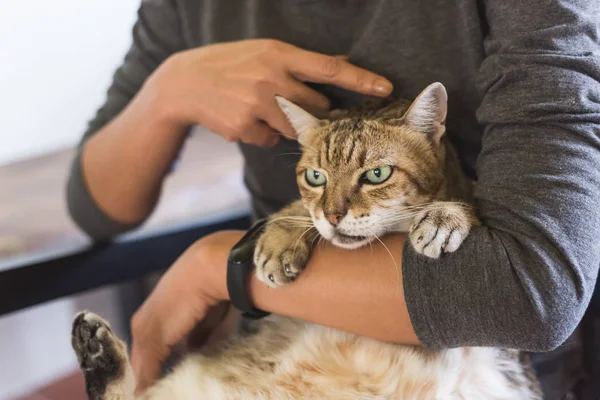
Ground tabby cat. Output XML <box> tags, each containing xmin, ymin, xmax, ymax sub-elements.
<box><xmin>72</xmin><ymin>83</ymin><xmax>542</xmax><ymax>399</ymax></box>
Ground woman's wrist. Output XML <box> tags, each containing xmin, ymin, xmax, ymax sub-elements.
<box><xmin>192</xmin><ymin>231</ymin><xmax>245</xmax><ymax>304</ymax></box>
<box><xmin>135</xmin><ymin>53</ymin><xmax>207</xmax><ymax>133</ymax></box>
<box><xmin>125</xmin><ymin>86</ymin><xmax>190</xmax><ymax>149</ymax></box>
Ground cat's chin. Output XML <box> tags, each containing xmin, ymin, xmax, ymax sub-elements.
<box><xmin>330</xmin><ymin>233</ymin><xmax>371</xmax><ymax>250</ymax></box>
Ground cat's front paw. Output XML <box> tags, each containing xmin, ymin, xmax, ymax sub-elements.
<box><xmin>409</xmin><ymin>203</ymin><xmax>476</xmax><ymax>259</ymax></box>
<box><xmin>254</xmin><ymin>225</ymin><xmax>314</xmax><ymax>288</ymax></box>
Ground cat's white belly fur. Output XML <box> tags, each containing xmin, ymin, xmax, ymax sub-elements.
<box><xmin>144</xmin><ymin>316</ymin><xmax>530</xmax><ymax>400</ymax></box>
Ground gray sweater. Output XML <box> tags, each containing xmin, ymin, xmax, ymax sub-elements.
<box><xmin>67</xmin><ymin>0</ymin><xmax>600</xmax><ymax>391</ymax></box>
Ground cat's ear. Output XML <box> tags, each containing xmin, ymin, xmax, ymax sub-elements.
<box><xmin>403</xmin><ymin>82</ymin><xmax>447</xmax><ymax>145</ymax></box>
<box><xmin>276</xmin><ymin>96</ymin><xmax>322</xmax><ymax>145</ymax></box>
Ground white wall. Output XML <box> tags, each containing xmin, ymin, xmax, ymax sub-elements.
<box><xmin>0</xmin><ymin>1</ymin><xmax>139</xmax><ymax>398</ymax></box>
<box><xmin>0</xmin><ymin>0</ymin><xmax>139</xmax><ymax>165</ymax></box>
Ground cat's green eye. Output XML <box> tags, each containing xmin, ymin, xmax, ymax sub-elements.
<box><xmin>305</xmin><ymin>168</ymin><xmax>327</xmax><ymax>187</ymax></box>
<box><xmin>362</xmin><ymin>166</ymin><xmax>393</xmax><ymax>184</ymax></box>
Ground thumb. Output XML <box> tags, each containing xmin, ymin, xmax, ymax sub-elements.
<box><xmin>130</xmin><ymin>296</ymin><xmax>213</xmax><ymax>395</ymax></box>
<box><xmin>130</xmin><ymin>326</ymin><xmax>167</xmax><ymax>395</ymax></box>
<box><xmin>186</xmin><ymin>302</ymin><xmax>231</xmax><ymax>349</ymax></box>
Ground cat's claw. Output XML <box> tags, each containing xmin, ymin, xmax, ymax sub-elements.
<box><xmin>409</xmin><ymin>204</ymin><xmax>474</xmax><ymax>259</ymax></box>
<box><xmin>254</xmin><ymin>227</ymin><xmax>311</xmax><ymax>288</ymax></box>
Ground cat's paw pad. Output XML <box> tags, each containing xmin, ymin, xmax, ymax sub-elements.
<box><xmin>409</xmin><ymin>204</ymin><xmax>474</xmax><ymax>259</ymax></box>
<box><xmin>254</xmin><ymin>230</ymin><xmax>311</xmax><ymax>288</ymax></box>
<box><xmin>71</xmin><ymin>312</ymin><xmax>125</xmax><ymax>372</ymax></box>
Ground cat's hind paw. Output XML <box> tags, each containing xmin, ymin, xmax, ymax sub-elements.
<box><xmin>71</xmin><ymin>311</ymin><xmax>129</xmax><ymax>394</ymax></box>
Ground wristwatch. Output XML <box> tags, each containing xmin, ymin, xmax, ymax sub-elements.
<box><xmin>227</xmin><ymin>218</ymin><xmax>270</xmax><ymax>319</ymax></box>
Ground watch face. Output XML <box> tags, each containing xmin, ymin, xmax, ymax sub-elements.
<box><xmin>228</xmin><ymin>219</ymin><xmax>267</xmax><ymax>263</ymax></box>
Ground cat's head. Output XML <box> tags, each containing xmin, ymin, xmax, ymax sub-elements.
<box><xmin>278</xmin><ymin>83</ymin><xmax>448</xmax><ymax>249</ymax></box>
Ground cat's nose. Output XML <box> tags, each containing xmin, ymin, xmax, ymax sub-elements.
<box><xmin>325</xmin><ymin>211</ymin><xmax>347</xmax><ymax>226</ymax></box>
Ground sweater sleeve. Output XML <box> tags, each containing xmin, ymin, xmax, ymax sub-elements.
<box><xmin>402</xmin><ymin>0</ymin><xmax>600</xmax><ymax>351</ymax></box>
<box><xmin>66</xmin><ymin>0</ymin><xmax>186</xmax><ymax>240</ymax></box>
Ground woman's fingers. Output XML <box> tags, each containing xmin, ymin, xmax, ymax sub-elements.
<box><xmin>284</xmin><ymin>49</ymin><xmax>393</xmax><ymax>97</ymax></box>
<box><xmin>130</xmin><ymin>316</ymin><xmax>167</xmax><ymax>395</ymax></box>
<box><xmin>256</xmin><ymin>99</ymin><xmax>297</xmax><ymax>140</ymax></box>
<box><xmin>279</xmin><ymin>78</ymin><xmax>331</xmax><ymax>110</ymax></box>
<box><xmin>243</xmin><ymin>121</ymin><xmax>282</xmax><ymax>146</ymax></box>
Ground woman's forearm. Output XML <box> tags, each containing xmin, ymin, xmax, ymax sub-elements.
<box><xmin>81</xmin><ymin>93</ymin><xmax>189</xmax><ymax>224</ymax></box>
<box><xmin>252</xmin><ymin>233</ymin><xmax>419</xmax><ymax>343</ymax></box>
<box><xmin>206</xmin><ymin>231</ymin><xmax>419</xmax><ymax>344</ymax></box>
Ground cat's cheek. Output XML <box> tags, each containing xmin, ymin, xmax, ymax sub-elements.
<box><xmin>308</xmin><ymin>209</ymin><xmax>327</xmax><ymax>231</ymax></box>
<box><xmin>313</xmin><ymin>214</ymin><xmax>335</xmax><ymax>240</ymax></box>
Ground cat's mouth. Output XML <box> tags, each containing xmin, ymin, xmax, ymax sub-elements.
<box><xmin>332</xmin><ymin>232</ymin><xmax>369</xmax><ymax>247</ymax></box>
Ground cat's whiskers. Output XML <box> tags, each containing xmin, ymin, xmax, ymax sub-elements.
<box><xmin>317</xmin><ymin>235</ymin><xmax>325</xmax><ymax>249</ymax></box>
<box><xmin>400</xmin><ymin>202</ymin><xmax>474</xmax><ymax>211</ymax></box>
<box><xmin>298</xmin><ymin>142</ymin><xmax>320</xmax><ymax>155</ymax></box>
<box><xmin>271</xmin><ymin>132</ymin><xmax>319</xmax><ymax>155</ymax></box>
<box><xmin>371</xmin><ymin>234</ymin><xmax>401</xmax><ymax>285</ymax></box>
<box><xmin>309</xmin><ymin>230</ymin><xmax>321</xmax><ymax>249</ymax></box>
<box><xmin>379</xmin><ymin>211</ymin><xmax>425</xmax><ymax>223</ymax></box>
<box><xmin>292</xmin><ymin>226</ymin><xmax>317</xmax><ymax>256</ymax></box>
<box><xmin>374</xmin><ymin>202</ymin><xmax>477</xmax><ymax>232</ymax></box>
<box><xmin>268</xmin><ymin>216</ymin><xmax>313</xmax><ymax>222</ymax></box>
<box><xmin>245</xmin><ymin>224</ymin><xmax>270</xmax><ymax>242</ymax></box>
<box><xmin>272</xmin><ymin>222</ymin><xmax>315</xmax><ymax>230</ymax></box>
<box><xmin>384</xmin><ymin>202</ymin><xmax>471</xmax><ymax>221</ymax></box>
<box><xmin>274</xmin><ymin>152</ymin><xmax>304</xmax><ymax>157</ymax></box>
<box><xmin>381</xmin><ymin>211</ymin><xmax>421</xmax><ymax>226</ymax></box>
<box><xmin>387</xmin><ymin>202</ymin><xmax>474</xmax><ymax>213</ymax></box>
<box><xmin>267</xmin><ymin>216</ymin><xmax>314</xmax><ymax>228</ymax></box>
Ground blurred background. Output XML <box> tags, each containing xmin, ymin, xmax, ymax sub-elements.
<box><xmin>0</xmin><ymin>1</ymin><xmax>138</xmax><ymax>398</ymax></box>
<box><xmin>0</xmin><ymin>0</ymin><xmax>138</xmax><ymax>164</ymax></box>
<box><xmin>0</xmin><ymin>1</ymin><xmax>250</xmax><ymax>399</ymax></box>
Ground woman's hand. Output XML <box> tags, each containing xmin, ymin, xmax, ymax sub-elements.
<box><xmin>77</xmin><ymin>39</ymin><xmax>393</xmax><ymax>227</ymax></box>
<box><xmin>129</xmin><ymin>231</ymin><xmax>244</xmax><ymax>394</ymax></box>
<box><xmin>142</xmin><ymin>39</ymin><xmax>393</xmax><ymax>146</ymax></box>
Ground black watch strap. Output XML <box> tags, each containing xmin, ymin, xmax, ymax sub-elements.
<box><xmin>227</xmin><ymin>218</ymin><xmax>270</xmax><ymax>319</ymax></box>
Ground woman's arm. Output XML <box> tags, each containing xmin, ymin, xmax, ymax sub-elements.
<box><xmin>399</xmin><ymin>0</ymin><xmax>600</xmax><ymax>352</ymax></box>
<box><xmin>239</xmin><ymin>233</ymin><xmax>417</xmax><ymax>344</ymax></box>
<box><xmin>67</xmin><ymin>0</ymin><xmax>188</xmax><ymax>238</ymax></box>
<box><xmin>130</xmin><ymin>230</ymin><xmax>418</xmax><ymax>393</ymax></box>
